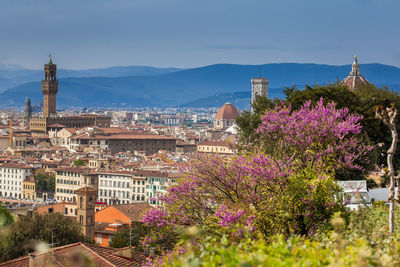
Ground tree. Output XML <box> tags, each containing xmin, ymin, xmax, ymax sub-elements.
<box><xmin>0</xmin><ymin>212</ymin><xmax>84</xmax><ymax>262</ymax></box>
<box><xmin>141</xmin><ymin>99</ymin><xmax>369</xmax><ymax>249</ymax></box>
<box><xmin>0</xmin><ymin>205</ymin><xmax>14</xmax><ymax>227</ymax></box>
<box><xmin>109</xmin><ymin>221</ymin><xmax>150</xmax><ymax>250</ymax></box>
<box><xmin>235</xmin><ymin>95</ymin><xmax>277</xmax><ymax>149</ymax></box>
<box><xmin>376</xmin><ymin>104</ymin><xmax>398</xmax><ymax>235</ymax></box>
<box><xmin>35</xmin><ymin>173</ymin><xmax>55</xmax><ymax>192</ymax></box>
<box><xmin>73</xmin><ymin>159</ymin><xmax>85</xmax><ymax>166</ymax></box>
<box><xmin>283</xmin><ymin>83</ymin><xmax>400</xmax><ymax>171</ymax></box>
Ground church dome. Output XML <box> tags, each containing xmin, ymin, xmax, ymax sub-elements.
<box><xmin>341</xmin><ymin>55</ymin><xmax>369</xmax><ymax>91</ymax></box>
<box><xmin>215</xmin><ymin>102</ymin><xmax>240</xmax><ymax>120</ymax></box>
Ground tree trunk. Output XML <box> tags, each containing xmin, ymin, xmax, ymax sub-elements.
<box><xmin>387</xmin><ymin>126</ymin><xmax>397</xmax><ymax>235</ymax></box>
<box><xmin>376</xmin><ymin>105</ymin><xmax>398</xmax><ymax>235</ymax></box>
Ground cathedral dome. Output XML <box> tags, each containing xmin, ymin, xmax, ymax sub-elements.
<box><xmin>341</xmin><ymin>55</ymin><xmax>369</xmax><ymax>91</ymax></box>
<box><xmin>215</xmin><ymin>102</ymin><xmax>240</xmax><ymax>120</ymax></box>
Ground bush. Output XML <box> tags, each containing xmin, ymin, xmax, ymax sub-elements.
<box><xmin>150</xmin><ymin>212</ymin><xmax>400</xmax><ymax>267</ymax></box>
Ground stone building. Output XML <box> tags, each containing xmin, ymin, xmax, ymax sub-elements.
<box><xmin>341</xmin><ymin>56</ymin><xmax>370</xmax><ymax>91</ymax></box>
<box><xmin>251</xmin><ymin>76</ymin><xmax>269</xmax><ymax>113</ymax></box>
<box><xmin>214</xmin><ymin>102</ymin><xmax>240</xmax><ymax>130</ymax></box>
<box><xmin>70</xmin><ymin>133</ymin><xmax>177</xmax><ymax>155</ymax></box>
<box><xmin>23</xmin><ymin>97</ymin><xmax>32</xmax><ymax>124</ymax></box>
<box><xmin>42</xmin><ymin>55</ymin><xmax>58</xmax><ymax>118</ymax></box>
<box><xmin>77</xmin><ymin>186</ymin><xmax>96</xmax><ymax>240</ymax></box>
<box><xmin>30</xmin><ymin>56</ymin><xmax>111</xmax><ymax>135</ymax></box>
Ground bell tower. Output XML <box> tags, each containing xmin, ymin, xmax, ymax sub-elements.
<box><xmin>42</xmin><ymin>54</ymin><xmax>58</xmax><ymax>118</ymax></box>
<box><xmin>251</xmin><ymin>76</ymin><xmax>269</xmax><ymax>113</ymax></box>
<box><xmin>77</xmin><ymin>186</ymin><xmax>96</xmax><ymax>241</ymax></box>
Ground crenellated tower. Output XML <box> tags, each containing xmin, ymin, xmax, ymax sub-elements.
<box><xmin>42</xmin><ymin>55</ymin><xmax>58</xmax><ymax>118</ymax></box>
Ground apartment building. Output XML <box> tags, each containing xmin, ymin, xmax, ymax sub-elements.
<box><xmin>98</xmin><ymin>170</ymin><xmax>146</xmax><ymax>205</ymax></box>
<box><xmin>140</xmin><ymin>170</ymin><xmax>179</xmax><ymax>205</ymax></box>
<box><xmin>98</xmin><ymin>171</ymin><xmax>132</xmax><ymax>205</ymax></box>
<box><xmin>55</xmin><ymin>167</ymin><xmax>98</xmax><ymax>202</ymax></box>
<box><xmin>0</xmin><ymin>163</ymin><xmax>34</xmax><ymax>199</ymax></box>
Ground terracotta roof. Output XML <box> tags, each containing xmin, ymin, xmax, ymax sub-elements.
<box><xmin>0</xmin><ymin>163</ymin><xmax>33</xmax><ymax>169</ymax></box>
<box><xmin>199</xmin><ymin>140</ymin><xmax>232</xmax><ymax>147</ymax></box>
<box><xmin>113</xmin><ymin>203</ymin><xmax>152</xmax><ymax>221</ymax></box>
<box><xmin>47</xmin><ymin>124</ymin><xmax>66</xmax><ymax>128</ymax></box>
<box><xmin>71</xmin><ymin>133</ymin><xmax>176</xmax><ymax>140</ymax></box>
<box><xmin>341</xmin><ymin>75</ymin><xmax>369</xmax><ymax>91</ymax></box>
<box><xmin>215</xmin><ymin>102</ymin><xmax>240</xmax><ymax>120</ymax></box>
<box><xmin>55</xmin><ymin>166</ymin><xmax>93</xmax><ymax>174</ymax></box>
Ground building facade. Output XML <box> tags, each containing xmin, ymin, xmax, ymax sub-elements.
<box><xmin>197</xmin><ymin>140</ymin><xmax>236</xmax><ymax>155</ymax></box>
<box><xmin>142</xmin><ymin>170</ymin><xmax>178</xmax><ymax>205</ymax></box>
<box><xmin>98</xmin><ymin>171</ymin><xmax>133</xmax><ymax>205</ymax></box>
<box><xmin>23</xmin><ymin>177</ymin><xmax>36</xmax><ymax>200</ymax></box>
<box><xmin>0</xmin><ymin>163</ymin><xmax>34</xmax><ymax>199</ymax></box>
<box><xmin>70</xmin><ymin>134</ymin><xmax>177</xmax><ymax>155</ymax></box>
<box><xmin>55</xmin><ymin>167</ymin><xmax>98</xmax><ymax>202</ymax></box>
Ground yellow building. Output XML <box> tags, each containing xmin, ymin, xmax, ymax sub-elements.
<box><xmin>23</xmin><ymin>177</ymin><xmax>36</xmax><ymax>200</ymax></box>
<box><xmin>197</xmin><ymin>140</ymin><xmax>236</xmax><ymax>155</ymax></box>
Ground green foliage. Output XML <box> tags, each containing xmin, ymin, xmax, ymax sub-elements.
<box><xmin>0</xmin><ymin>205</ymin><xmax>14</xmax><ymax>227</ymax></box>
<box><xmin>366</xmin><ymin>178</ymin><xmax>378</xmax><ymax>189</ymax></box>
<box><xmin>158</xmin><ymin>210</ymin><xmax>400</xmax><ymax>267</ymax></box>
<box><xmin>109</xmin><ymin>221</ymin><xmax>150</xmax><ymax>250</ymax></box>
<box><xmin>347</xmin><ymin>205</ymin><xmax>400</xmax><ymax>248</ymax></box>
<box><xmin>35</xmin><ymin>173</ymin><xmax>55</xmax><ymax>192</ymax></box>
<box><xmin>235</xmin><ymin>83</ymin><xmax>400</xmax><ymax>179</ymax></box>
<box><xmin>0</xmin><ymin>212</ymin><xmax>84</xmax><ymax>262</ymax></box>
<box><xmin>73</xmin><ymin>159</ymin><xmax>85</xmax><ymax>166</ymax></box>
<box><xmin>255</xmin><ymin>168</ymin><xmax>343</xmax><ymax>238</ymax></box>
<box><xmin>381</xmin><ymin>172</ymin><xmax>390</xmax><ymax>187</ymax></box>
<box><xmin>284</xmin><ymin>83</ymin><xmax>400</xmax><ymax>171</ymax></box>
<box><xmin>235</xmin><ymin>96</ymin><xmax>277</xmax><ymax>149</ymax></box>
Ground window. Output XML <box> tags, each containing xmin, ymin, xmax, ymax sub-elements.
<box><xmin>96</xmin><ymin>234</ymin><xmax>102</xmax><ymax>244</ymax></box>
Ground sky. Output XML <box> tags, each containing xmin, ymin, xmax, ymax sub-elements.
<box><xmin>0</xmin><ymin>0</ymin><xmax>399</xmax><ymax>69</ymax></box>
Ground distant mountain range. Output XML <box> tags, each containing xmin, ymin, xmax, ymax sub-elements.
<box><xmin>1</xmin><ymin>63</ymin><xmax>400</xmax><ymax>109</ymax></box>
<box><xmin>0</xmin><ymin>65</ymin><xmax>181</xmax><ymax>92</ymax></box>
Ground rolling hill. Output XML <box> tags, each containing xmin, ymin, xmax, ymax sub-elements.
<box><xmin>1</xmin><ymin>63</ymin><xmax>400</xmax><ymax>109</ymax></box>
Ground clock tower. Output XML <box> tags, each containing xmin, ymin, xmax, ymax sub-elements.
<box><xmin>42</xmin><ymin>55</ymin><xmax>58</xmax><ymax>118</ymax></box>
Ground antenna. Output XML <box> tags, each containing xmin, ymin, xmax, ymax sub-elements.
<box><xmin>258</xmin><ymin>66</ymin><xmax>261</xmax><ymax>78</ymax></box>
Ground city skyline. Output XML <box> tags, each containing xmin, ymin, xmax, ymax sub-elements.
<box><xmin>0</xmin><ymin>0</ymin><xmax>399</xmax><ymax>69</ymax></box>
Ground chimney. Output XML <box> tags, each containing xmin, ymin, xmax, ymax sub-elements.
<box><xmin>29</xmin><ymin>253</ymin><xmax>35</xmax><ymax>267</ymax></box>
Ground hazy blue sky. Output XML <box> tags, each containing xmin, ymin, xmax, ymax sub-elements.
<box><xmin>0</xmin><ymin>0</ymin><xmax>399</xmax><ymax>69</ymax></box>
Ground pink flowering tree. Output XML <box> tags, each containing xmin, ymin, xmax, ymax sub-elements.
<box><xmin>141</xmin><ymin>98</ymin><xmax>372</xmax><ymax>250</ymax></box>
<box><xmin>256</xmin><ymin>98</ymin><xmax>371</xmax><ymax>173</ymax></box>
